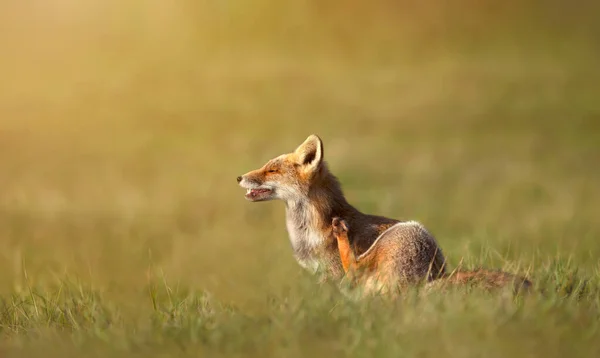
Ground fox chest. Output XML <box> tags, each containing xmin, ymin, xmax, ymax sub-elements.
<box><xmin>285</xmin><ymin>213</ymin><xmax>339</xmax><ymax>275</ymax></box>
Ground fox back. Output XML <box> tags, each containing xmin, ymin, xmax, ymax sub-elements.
<box><xmin>332</xmin><ymin>217</ymin><xmax>446</xmax><ymax>296</ymax></box>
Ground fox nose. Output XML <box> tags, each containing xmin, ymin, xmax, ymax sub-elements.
<box><xmin>236</xmin><ymin>176</ymin><xmax>242</xmax><ymax>183</ymax></box>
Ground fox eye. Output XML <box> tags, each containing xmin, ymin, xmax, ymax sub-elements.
<box><xmin>268</xmin><ymin>169</ymin><xmax>278</xmax><ymax>173</ymax></box>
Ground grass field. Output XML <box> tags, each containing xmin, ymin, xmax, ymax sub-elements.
<box><xmin>1</xmin><ymin>1</ymin><xmax>600</xmax><ymax>357</ymax></box>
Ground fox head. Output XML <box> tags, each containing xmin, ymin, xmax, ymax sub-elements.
<box><xmin>237</xmin><ymin>134</ymin><xmax>325</xmax><ymax>202</ymax></box>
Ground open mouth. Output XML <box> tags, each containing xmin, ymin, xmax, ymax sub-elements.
<box><xmin>245</xmin><ymin>188</ymin><xmax>273</xmax><ymax>201</ymax></box>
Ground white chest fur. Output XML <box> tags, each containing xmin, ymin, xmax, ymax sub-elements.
<box><xmin>285</xmin><ymin>201</ymin><xmax>326</xmax><ymax>273</ymax></box>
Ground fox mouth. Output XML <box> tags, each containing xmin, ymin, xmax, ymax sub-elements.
<box><xmin>245</xmin><ymin>188</ymin><xmax>273</xmax><ymax>201</ymax></box>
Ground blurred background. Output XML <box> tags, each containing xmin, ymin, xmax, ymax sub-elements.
<box><xmin>0</xmin><ymin>0</ymin><xmax>599</xmax><ymax>306</ymax></box>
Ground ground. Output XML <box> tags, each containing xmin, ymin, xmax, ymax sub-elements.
<box><xmin>0</xmin><ymin>1</ymin><xmax>599</xmax><ymax>357</ymax></box>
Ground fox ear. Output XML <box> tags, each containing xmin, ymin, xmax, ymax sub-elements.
<box><xmin>294</xmin><ymin>134</ymin><xmax>323</xmax><ymax>172</ymax></box>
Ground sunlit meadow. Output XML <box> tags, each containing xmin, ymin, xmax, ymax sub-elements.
<box><xmin>0</xmin><ymin>1</ymin><xmax>599</xmax><ymax>357</ymax></box>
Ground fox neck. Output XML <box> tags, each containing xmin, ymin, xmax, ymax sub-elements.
<box><xmin>284</xmin><ymin>163</ymin><xmax>358</xmax><ymax>276</ymax></box>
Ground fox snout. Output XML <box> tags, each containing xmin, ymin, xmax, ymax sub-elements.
<box><xmin>237</xmin><ymin>173</ymin><xmax>275</xmax><ymax>202</ymax></box>
<box><xmin>237</xmin><ymin>174</ymin><xmax>263</xmax><ymax>188</ymax></box>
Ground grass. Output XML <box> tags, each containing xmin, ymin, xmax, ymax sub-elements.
<box><xmin>1</xmin><ymin>0</ymin><xmax>600</xmax><ymax>357</ymax></box>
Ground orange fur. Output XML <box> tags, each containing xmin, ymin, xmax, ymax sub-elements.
<box><xmin>332</xmin><ymin>218</ymin><xmax>356</xmax><ymax>273</ymax></box>
<box><xmin>432</xmin><ymin>268</ymin><xmax>533</xmax><ymax>293</ymax></box>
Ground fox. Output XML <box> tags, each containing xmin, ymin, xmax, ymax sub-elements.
<box><xmin>236</xmin><ymin>134</ymin><xmax>531</xmax><ymax>294</ymax></box>
<box><xmin>237</xmin><ymin>134</ymin><xmax>446</xmax><ymax>284</ymax></box>
<box><xmin>331</xmin><ymin>217</ymin><xmax>533</xmax><ymax>296</ymax></box>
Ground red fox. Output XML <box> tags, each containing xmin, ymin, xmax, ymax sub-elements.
<box><xmin>237</xmin><ymin>134</ymin><xmax>531</xmax><ymax>294</ymax></box>
<box><xmin>237</xmin><ymin>134</ymin><xmax>445</xmax><ymax>282</ymax></box>
<box><xmin>331</xmin><ymin>217</ymin><xmax>533</xmax><ymax>296</ymax></box>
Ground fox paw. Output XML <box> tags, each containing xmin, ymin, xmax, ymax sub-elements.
<box><xmin>331</xmin><ymin>217</ymin><xmax>348</xmax><ymax>234</ymax></box>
